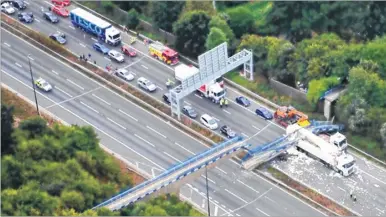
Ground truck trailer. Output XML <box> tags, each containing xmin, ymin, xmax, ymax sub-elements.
<box><xmin>70</xmin><ymin>8</ymin><xmax>121</xmax><ymax>46</ymax></box>
<box><xmin>286</xmin><ymin>124</ymin><xmax>356</xmax><ymax>176</ymax></box>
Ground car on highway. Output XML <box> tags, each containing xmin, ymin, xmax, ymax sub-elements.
<box><xmin>255</xmin><ymin>107</ymin><xmax>273</xmax><ymax>120</ymax></box>
<box><xmin>2</xmin><ymin>0</ymin><xmax>26</xmax><ymax>10</ymax></box>
<box><xmin>93</xmin><ymin>42</ymin><xmax>109</xmax><ymax>55</ymax></box>
<box><xmin>235</xmin><ymin>96</ymin><xmax>250</xmax><ymax>107</ymax></box>
<box><xmin>137</xmin><ymin>77</ymin><xmax>157</xmax><ymax>92</ymax></box>
<box><xmin>51</xmin><ymin>5</ymin><xmax>69</xmax><ymax>17</ymax></box>
<box><xmin>43</xmin><ymin>11</ymin><xmax>59</xmax><ymax>23</ymax></box>
<box><xmin>163</xmin><ymin>93</ymin><xmax>171</xmax><ymax>104</ymax></box>
<box><xmin>115</xmin><ymin>68</ymin><xmax>134</xmax><ymax>81</ymax></box>
<box><xmin>182</xmin><ymin>105</ymin><xmax>197</xmax><ymax>119</ymax></box>
<box><xmin>1</xmin><ymin>2</ymin><xmax>15</xmax><ymax>14</ymax></box>
<box><xmin>121</xmin><ymin>44</ymin><xmax>137</xmax><ymax>57</ymax></box>
<box><xmin>49</xmin><ymin>33</ymin><xmax>66</xmax><ymax>44</ymax></box>
<box><xmin>200</xmin><ymin>114</ymin><xmax>218</xmax><ymax>130</ymax></box>
<box><xmin>108</xmin><ymin>50</ymin><xmax>125</xmax><ymax>63</ymax></box>
<box><xmin>220</xmin><ymin>125</ymin><xmax>236</xmax><ymax>138</ymax></box>
<box><xmin>17</xmin><ymin>12</ymin><xmax>34</xmax><ymax>23</ymax></box>
<box><xmin>52</xmin><ymin>0</ymin><xmax>70</xmax><ymax>6</ymax></box>
<box><xmin>34</xmin><ymin>78</ymin><xmax>52</xmax><ymax>92</ymax></box>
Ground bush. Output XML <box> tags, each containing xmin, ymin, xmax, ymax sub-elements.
<box><xmin>127</xmin><ymin>8</ymin><xmax>140</xmax><ymax>30</ymax></box>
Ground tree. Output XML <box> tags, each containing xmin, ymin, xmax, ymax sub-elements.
<box><xmin>61</xmin><ymin>190</ymin><xmax>86</xmax><ymax>211</ymax></box>
<box><xmin>18</xmin><ymin>116</ymin><xmax>48</xmax><ymax>138</ymax></box>
<box><xmin>306</xmin><ymin>76</ymin><xmax>341</xmax><ymax>105</ymax></box>
<box><xmin>181</xmin><ymin>0</ymin><xmax>216</xmax><ymax>17</ymax></box>
<box><xmin>206</xmin><ymin>27</ymin><xmax>228</xmax><ymax>50</ymax></box>
<box><xmin>209</xmin><ymin>15</ymin><xmax>235</xmax><ymax>43</ymax></box>
<box><xmin>227</xmin><ymin>7</ymin><xmax>255</xmax><ymax>38</ymax></box>
<box><xmin>127</xmin><ymin>9</ymin><xmax>140</xmax><ymax>30</ymax></box>
<box><xmin>173</xmin><ymin>10</ymin><xmax>211</xmax><ymax>57</ymax></box>
<box><xmin>1</xmin><ymin>104</ymin><xmax>14</xmax><ymax>154</ymax></box>
<box><xmin>380</xmin><ymin>123</ymin><xmax>386</xmax><ymax>148</ymax></box>
<box><xmin>101</xmin><ymin>1</ymin><xmax>114</xmax><ymax>14</ymax></box>
<box><xmin>152</xmin><ymin>1</ymin><xmax>185</xmax><ymax>32</ymax></box>
<box><xmin>1</xmin><ymin>156</ymin><xmax>25</xmax><ymax>189</ymax></box>
<box><xmin>113</xmin><ymin>1</ymin><xmax>148</xmax><ymax>13</ymax></box>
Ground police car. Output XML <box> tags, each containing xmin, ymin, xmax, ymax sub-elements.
<box><xmin>34</xmin><ymin>78</ymin><xmax>52</xmax><ymax>92</ymax></box>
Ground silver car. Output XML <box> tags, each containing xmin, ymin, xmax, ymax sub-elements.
<box><xmin>108</xmin><ymin>50</ymin><xmax>125</xmax><ymax>63</ymax></box>
<box><xmin>115</xmin><ymin>68</ymin><xmax>134</xmax><ymax>81</ymax></box>
<box><xmin>137</xmin><ymin>77</ymin><xmax>157</xmax><ymax>92</ymax></box>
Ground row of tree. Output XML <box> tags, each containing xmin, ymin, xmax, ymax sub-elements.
<box><xmin>1</xmin><ymin>105</ymin><xmax>202</xmax><ymax>216</ymax></box>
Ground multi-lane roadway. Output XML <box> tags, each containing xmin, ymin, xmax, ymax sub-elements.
<box><xmin>1</xmin><ymin>28</ymin><xmax>325</xmax><ymax>216</ymax></box>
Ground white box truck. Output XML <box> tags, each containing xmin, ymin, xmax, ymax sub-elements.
<box><xmin>286</xmin><ymin>124</ymin><xmax>356</xmax><ymax>176</ymax></box>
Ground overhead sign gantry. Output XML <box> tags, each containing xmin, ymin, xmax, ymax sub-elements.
<box><xmin>170</xmin><ymin>42</ymin><xmax>253</xmax><ymax>120</ymax></box>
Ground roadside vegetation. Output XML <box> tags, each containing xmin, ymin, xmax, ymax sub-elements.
<box><xmin>83</xmin><ymin>1</ymin><xmax>386</xmax><ymax>161</ymax></box>
<box><xmin>1</xmin><ymin>87</ymin><xmax>202</xmax><ymax>216</ymax></box>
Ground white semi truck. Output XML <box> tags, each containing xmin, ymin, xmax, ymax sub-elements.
<box><xmin>286</xmin><ymin>124</ymin><xmax>356</xmax><ymax>176</ymax></box>
<box><xmin>174</xmin><ymin>64</ymin><xmax>226</xmax><ymax>103</ymax></box>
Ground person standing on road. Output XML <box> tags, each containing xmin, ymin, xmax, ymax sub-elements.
<box><xmin>220</xmin><ymin>98</ymin><xmax>224</xmax><ymax>108</ymax></box>
<box><xmin>224</xmin><ymin>98</ymin><xmax>228</xmax><ymax>107</ymax></box>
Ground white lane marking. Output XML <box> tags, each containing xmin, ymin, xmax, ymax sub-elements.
<box><xmin>118</xmin><ymin>109</ymin><xmax>138</xmax><ymax>122</ymax></box>
<box><xmin>80</xmin><ymin>101</ymin><xmax>99</xmax><ymax>114</ymax></box>
<box><xmin>237</xmin><ymin>179</ymin><xmax>259</xmax><ymax>194</ymax></box>
<box><xmin>224</xmin><ymin>189</ymin><xmax>247</xmax><ymax>203</ymax></box>
<box><xmin>252</xmin><ymin>125</ymin><xmax>260</xmax><ymax>130</ymax></box>
<box><xmin>55</xmin><ymin>86</ymin><xmax>73</xmax><ymax>98</ymax></box>
<box><xmin>91</xmin><ymin>37</ymin><xmax>98</xmax><ymax>42</ymax></box>
<box><xmin>66</xmin><ymin>79</ymin><xmax>84</xmax><ymax>90</ymax></box>
<box><xmin>236</xmin><ymin>214</ymin><xmax>241</xmax><ymax>216</ymax></box>
<box><xmin>359</xmin><ymin>168</ymin><xmax>386</xmax><ymax>185</ymax></box>
<box><xmin>174</xmin><ymin>142</ymin><xmax>195</xmax><ymax>155</ymax></box>
<box><xmin>255</xmin><ymin>207</ymin><xmax>270</xmax><ymax>216</ymax></box>
<box><xmin>107</xmin><ymin>117</ymin><xmax>126</xmax><ymax>130</ymax></box>
<box><xmin>337</xmin><ymin>186</ymin><xmax>346</xmax><ymax>192</ymax></box>
<box><xmin>141</xmin><ymin>64</ymin><xmax>148</xmax><ymax>69</ymax></box>
<box><xmin>35</xmin><ymin>18</ymin><xmax>41</xmax><ymax>22</ymax></box>
<box><xmin>201</xmin><ymin>199</ymin><xmax>205</xmax><ymax>208</ymax></box>
<box><xmin>223</xmin><ymin>109</ymin><xmax>231</xmax><ymax>114</ymax></box>
<box><xmin>241</xmin><ymin>133</ymin><xmax>249</xmax><ymax>137</ymax></box>
<box><xmin>201</xmin><ymin>175</ymin><xmax>216</xmax><ymax>184</ymax></box>
<box><xmin>164</xmin><ymin>151</ymin><xmax>182</xmax><ymax>163</ymax></box>
<box><xmin>194</xmin><ymin>94</ymin><xmax>203</xmax><ymax>99</ymax></box>
<box><xmin>157</xmin><ymin>86</ymin><xmax>163</xmax><ymax>91</ymax></box>
<box><xmin>46</xmin><ymin>87</ymin><xmax>100</xmax><ymax>109</ymax></box>
<box><xmin>92</xmin><ymin>94</ymin><xmax>111</xmax><ymax>105</ymax></box>
<box><xmin>214</xmin><ymin>200</ymin><xmax>219</xmax><ymax>204</ymax></box>
<box><xmin>146</xmin><ymin>125</ymin><xmax>167</xmax><ymax>138</ymax></box>
<box><xmin>43</xmin><ymin>0</ymin><xmax>53</xmax><ymax>6</ymax></box>
<box><xmin>214</xmin><ymin>205</ymin><xmax>219</xmax><ymax>216</ymax></box>
<box><xmin>104</xmin><ymin>56</ymin><xmax>111</xmax><ymax>61</ymax></box>
<box><xmin>221</xmin><ymin>204</ymin><xmax>226</xmax><ymax>208</ymax></box>
<box><xmin>376</xmin><ymin>208</ymin><xmax>384</xmax><ymax>213</ymax></box>
<box><xmin>213</xmin><ymin>117</ymin><xmax>220</xmax><ymax>122</ymax></box>
<box><xmin>200</xmin><ymin>192</ymin><xmax>206</xmax><ymax>197</ymax></box>
<box><xmin>51</xmin><ymin>70</ymin><xmax>59</xmax><ymax>75</ymax></box>
<box><xmin>134</xmin><ymin>134</ymin><xmax>155</xmax><ymax>147</ymax></box>
<box><xmin>15</xmin><ymin>62</ymin><xmax>22</xmax><ymax>68</ymax></box>
<box><xmin>264</xmin><ymin>196</ymin><xmax>276</xmax><ymax>204</ymax></box>
<box><xmin>69</xmin><ymin>25</ymin><xmax>75</xmax><ymax>30</ymax></box>
<box><xmin>3</xmin><ymin>42</ymin><xmax>11</xmax><ymax>47</ymax></box>
<box><xmin>216</xmin><ymin>167</ymin><xmax>227</xmax><ymax>174</ymax></box>
<box><xmin>184</xmin><ymin>101</ymin><xmax>191</xmax><ymax>105</ymax></box>
<box><xmin>79</xmin><ymin>43</ymin><xmax>86</xmax><ymax>48</ymax></box>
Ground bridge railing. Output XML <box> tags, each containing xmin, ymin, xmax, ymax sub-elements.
<box><xmin>93</xmin><ymin>136</ymin><xmax>243</xmax><ymax>209</ymax></box>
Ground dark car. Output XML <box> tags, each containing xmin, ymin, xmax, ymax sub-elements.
<box><xmin>182</xmin><ymin>105</ymin><xmax>197</xmax><ymax>118</ymax></box>
<box><xmin>255</xmin><ymin>107</ymin><xmax>273</xmax><ymax>120</ymax></box>
<box><xmin>220</xmin><ymin>125</ymin><xmax>236</xmax><ymax>138</ymax></box>
<box><xmin>163</xmin><ymin>93</ymin><xmax>171</xmax><ymax>104</ymax></box>
<box><xmin>18</xmin><ymin>12</ymin><xmax>33</xmax><ymax>23</ymax></box>
<box><xmin>43</xmin><ymin>11</ymin><xmax>59</xmax><ymax>23</ymax></box>
<box><xmin>235</xmin><ymin>96</ymin><xmax>250</xmax><ymax>107</ymax></box>
<box><xmin>93</xmin><ymin>42</ymin><xmax>109</xmax><ymax>54</ymax></box>
<box><xmin>49</xmin><ymin>33</ymin><xmax>66</xmax><ymax>44</ymax></box>
<box><xmin>3</xmin><ymin>0</ymin><xmax>26</xmax><ymax>10</ymax></box>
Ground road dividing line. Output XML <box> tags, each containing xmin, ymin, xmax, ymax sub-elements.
<box><xmin>213</xmin><ymin>117</ymin><xmax>220</xmax><ymax>122</ymax></box>
<box><xmin>107</xmin><ymin>117</ymin><xmax>126</xmax><ymax>130</ymax></box>
<box><xmin>255</xmin><ymin>207</ymin><xmax>270</xmax><ymax>216</ymax></box>
<box><xmin>201</xmin><ymin>199</ymin><xmax>205</xmax><ymax>208</ymax></box>
<box><xmin>223</xmin><ymin>109</ymin><xmax>231</xmax><ymax>114</ymax></box>
<box><xmin>201</xmin><ymin>175</ymin><xmax>216</xmax><ymax>184</ymax></box>
<box><xmin>141</xmin><ymin>64</ymin><xmax>148</xmax><ymax>69</ymax></box>
<box><xmin>237</xmin><ymin>179</ymin><xmax>259</xmax><ymax>194</ymax></box>
<box><xmin>118</xmin><ymin>109</ymin><xmax>138</xmax><ymax>122</ymax></box>
<box><xmin>252</xmin><ymin>125</ymin><xmax>260</xmax><ymax>130</ymax></box>
<box><xmin>55</xmin><ymin>86</ymin><xmax>73</xmax><ymax>98</ymax></box>
<box><xmin>35</xmin><ymin>18</ymin><xmax>41</xmax><ymax>22</ymax></box>
<box><xmin>15</xmin><ymin>62</ymin><xmax>22</xmax><ymax>68</ymax></box>
<box><xmin>184</xmin><ymin>101</ymin><xmax>191</xmax><ymax>105</ymax></box>
<box><xmin>27</xmin><ymin>56</ymin><xmax>34</xmax><ymax>61</ymax></box>
<box><xmin>24</xmin><ymin>0</ymin><xmax>30</xmax><ymax>4</ymax></box>
<box><xmin>264</xmin><ymin>196</ymin><xmax>276</xmax><ymax>204</ymax></box>
<box><xmin>214</xmin><ymin>200</ymin><xmax>219</xmax><ymax>204</ymax></box>
<box><xmin>104</xmin><ymin>56</ymin><xmax>111</xmax><ymax>61</ymax></box>
<box><xmin>337</xmin><ymin>186</ymin><xmax>346</xmax><ymax>192</ymax></box>
<box><xmin>91</xmin><ymin>37</ymin><xmax>98</xmax><ymax>42</ymax></box>
<box><xmin>224</xmin><ymin>189</ymin><xmax>247</xmax><ymax>203</ymax></box>
<box><xmin>236</xmin><ymin>214</ymin><xmax>241</xmax><ymax>216</ymax></box>
<box><xmin>221</xmin><ymin>204</ymin><xmax>226</xmax><ymax>208</ymax></box>
<box><xmin>216</xmin><ymin>167</ymin><xmax>227</xmax><ymax>174</ymax></box>
<box><xmin>92</xmin><ymin>94</ymin><xmax>111</xmax><ymax>105</ymax></box>
<box><xmin>194</xmin><ymin>94</ymin><xmax>203</xmax><ymax>99</ymax></box>
<box><xmin>174</xmin><ymin>142</ymin><xmax>195</xmax><ymax>155</ymax></box>
<box><xmin>214</xmin><ymin>205</ymin><xmax>219</xmax><ymax>216</ymax></box>
<box><xmin>157</xmin><ymin>86</ymin><xmax>163</xmax><ymax>91</ymax></box>
<box><xmin>69</xmin><ymin>25</ymin><xmax>75</xmax><ymax>30</ymax></box>
<box><xmin>51</xmin><ymin>70</ymin><xmax>59</xmax><ymax>75</ymax></box>
<box><xmin>146</xmin><ymin>126</ymin><xmax>167</xmax><ymax>138</ymax></box>
<box><xmin>241</xmin><ymin>133</ymin><xmax>249</xmax><ymax>137</ymax></box>
<box><xmin>3</xmin><ymin>42</ymin><xmax>11</xmax><ymax>47</ymax></box>
<box><xmin>79</xmin><ymin>43</ymin><xmax>86</xmax><ymax>48</ymax></box>
<box><xmin>376</xmin><ymin>208</ymin><xmax>384</xmax><ymax>214</ymax></box>
<box><xmin>134</xmin><ymin>134</ymin><xmax>155</xmax><ymax>147</ymax></box>
<box><xmin>164</xmin><ymin>151</ymin><xmax>182</xmax><ymax>163</ymax></box>
<box><xmin>80</xmin><ymin>101</ymin><xmax>99</xmax><ymax>114</ymax></box>
<box><xmin>66</xmin><ymin>79</ymin><xmax>84</xmax><ymax>90</ymax></box>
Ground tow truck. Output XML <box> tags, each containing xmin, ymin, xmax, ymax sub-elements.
<box><xmin>149</xmin><ymin>42</ymin><xmax>179</xmax><ymax>65</ymax></box>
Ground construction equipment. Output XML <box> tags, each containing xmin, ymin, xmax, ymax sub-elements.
<box><xmin>274</xmin><ymin>106</ymin><xmax>310</xmax><ymax>127</ymax></box>
<box><xmin>149</xmin><ymin>42</ymin><xmax>179</xmax><ymax>65</ymax></box>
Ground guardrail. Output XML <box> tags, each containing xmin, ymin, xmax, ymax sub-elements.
<box><xmin>93</xmin><ymin>136</ymin><xmax>244</xmax><ymax>209</ymax></box>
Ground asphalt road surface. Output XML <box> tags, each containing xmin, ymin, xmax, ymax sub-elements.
<box><xmin>0</xmin><ymin>28</ymin><xmax>325</xmax><ymax>216</ymax></box>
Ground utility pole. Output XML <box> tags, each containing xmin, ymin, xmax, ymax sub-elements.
<box><xmin>205</xmin><ymin>167</ymin><xmax>211</xmax><ymax>216</ymax></box>
<box><xmin>28</xmin><ymin>57</ymin><xmax>40</xmax><ymax>116</ymax></box>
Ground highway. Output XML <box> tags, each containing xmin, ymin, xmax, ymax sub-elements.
<box><xmin>5</xmin><ymin>1</ymin><xmax>386</xmax><ymax>215</ymax></box>
<box><xmin>0</xmin><ymin>28</ymin><xmax>325</xmax><ymax>216</ymax></box>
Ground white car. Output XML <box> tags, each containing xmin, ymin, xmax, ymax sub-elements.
<box><xmin>200</xmin><ymin>114</ymin><xmax>218</xmax><ymax>130</ymax></box>
<box><xmin>34</xmin><ymin>78</ymin><xmax>52</xmax><ymax>92</ymax></box>
<box><xmin>108</xmin><ymin>50</ymin><xmax>124</xmax><ymax>63</ymax></box>
<box><xmin>115</xmin><ymin>68</ymin><xmax>134</xmax><ymax>81</ymax></box>
<box><xmin>137</xmin><ymin>77</ymin><xmax>157</xmax><ymax>92</ymax></box>
<box><xmin>1</xmin><ymin>3</ymin><xmax>16</xmax><ymax>14</ymax></box>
